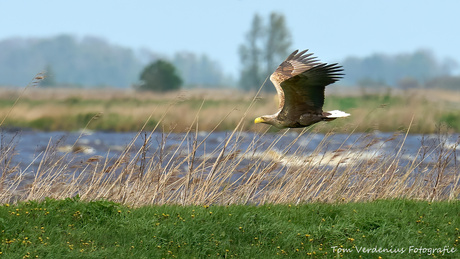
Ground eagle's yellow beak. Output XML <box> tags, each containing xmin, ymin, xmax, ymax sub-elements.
<box><xmin>254</xmin><ymin>117</ymin><xmax>265</xmax><ymax>124</ymax></box>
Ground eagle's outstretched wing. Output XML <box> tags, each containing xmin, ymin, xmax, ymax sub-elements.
<box><xmin>278</xmin><ymin>62</ymin><xmax>343</xmax><ymax>121</ymax></box>
<box><xmin>269</xmin><ymin>49</ymin><xmax>320</xmax><ymax>109</ymax></box>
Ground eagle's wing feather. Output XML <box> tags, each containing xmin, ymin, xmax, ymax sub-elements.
<box><xmin>278</xmin><ymin>63</ymin><xmax>344</xmax><ymax>121</ymax></box>
<box><xmin>269</xmin><ymin>49</ymin><xmax>321</xmax><ymax>109</ymax></box>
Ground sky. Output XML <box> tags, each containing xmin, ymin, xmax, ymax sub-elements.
<box><xmin>1</xmin><ymin>0</ymin><xmax>459</xmax><ymax>77</ymax></box>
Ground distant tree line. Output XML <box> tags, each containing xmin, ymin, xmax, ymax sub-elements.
<box><xmin>172</xmin><ymin>52</ymin><xmax>233</xmax><ymax>88</ymax></box>
<box><xmin>0</xmin><ymin>29</ymin><xmax>458</xmax><ymax>91</ymax></box>
<box><xmin>0</xmin><ymin>35</ymin><xmax>142</xmax><ymax>88</ymax></box>
<box><xmin>0</xmin><ymin>35</ymin><xmax>232</xmax><ymax>89</ymax></box>
<box><xmin>341</xmin><ymin>50</ymin><xmax>458</xmax><ymax>88</ymax></box>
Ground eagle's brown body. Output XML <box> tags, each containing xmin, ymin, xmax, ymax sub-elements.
<box><xmin>254</xmin><ymin>49</ymin><xmax>350</xmax><ymax>128</ymax></box>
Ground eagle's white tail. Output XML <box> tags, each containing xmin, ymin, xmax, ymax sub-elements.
<box><xmin>325</xmin><ymin>110</ymin><xmax>350</xmax><ymax>118</ymax></box>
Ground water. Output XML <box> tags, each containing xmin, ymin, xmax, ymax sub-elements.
<box><xmin>2</xmin><ymin>130</ymin><xmax>459</xmax><ymax>177</ymax></box>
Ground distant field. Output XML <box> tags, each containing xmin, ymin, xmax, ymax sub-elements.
<box><xmin>0</xmin><ymin>87</ymin><xmax>459</xmax><ymax>133</ymax></box>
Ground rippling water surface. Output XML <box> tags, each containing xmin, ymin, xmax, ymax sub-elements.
<box><xmin>3</xmin><ymin>130</ymin><xmax>459</xmax><ymax>176</ymax></box>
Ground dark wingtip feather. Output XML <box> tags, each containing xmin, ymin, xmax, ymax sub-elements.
<box><xmin>286</xmin><ymin>50</ymin><xmax>299</xmax><ymax>60</ymax></box>
<box><xmin>285</xmin><ymin>49</ymin><xmax>314</xmax><ymax>63</ymax></box>
<box><xmin>293</xmin><ymin>49</ymin><xmax>309</xmax><ymax>59</ymax></box>
<box><xmin>309</xmin><ymin>63</ymin><xmax>345</xmax><ymax>80</ymax></box>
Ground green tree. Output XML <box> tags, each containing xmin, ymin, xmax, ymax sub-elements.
<box><xmin>137</xmin><ymin>60</ymin><xmax>182</xmax><ymax>92</ymax></box>
<box><xmin>239</xmin><ymin>13</ymin><xmax>292</xmax><ymax>91</ymax></box>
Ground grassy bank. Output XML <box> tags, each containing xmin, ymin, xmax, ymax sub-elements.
<box><xmin>0</xmin><ymin>198</ymin><xmax>458</xmax><ymax>258</ymax></box>
<box><xmin>0</xmin><ymin>87</ymin><xmax>459</xmax><ymax>133</ymax></box>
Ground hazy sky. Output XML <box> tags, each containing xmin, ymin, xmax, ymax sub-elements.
<box><xmin>1</xmin><ymin>0</ymin><xmax>459</xmax><ymax>76</ymax></box>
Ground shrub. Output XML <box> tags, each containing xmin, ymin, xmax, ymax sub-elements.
<box><xmin>137</xmin><ymin>60</ymin><xmax>182</xmax><ymax>92</ymax></box>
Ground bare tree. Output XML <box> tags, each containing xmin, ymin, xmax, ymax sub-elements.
<box><xmin>239</xmin><ymin>14</ymin><xmax>265</xmax><ymax>90</ymax></box>
<box><xmin>239</xmin><ymin>13</ymin><xmax>292</xmax><ymax>91</ymax></box>
<box><xmin>265</xmin><ymin>13</ymin><xmax>292</xmax><ymax>78</ymax></box>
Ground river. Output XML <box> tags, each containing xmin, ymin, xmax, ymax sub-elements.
<box><xmin>2</xmin><ymin>130</ymin><xmax>459</xmax><ymax>176</ymax></box>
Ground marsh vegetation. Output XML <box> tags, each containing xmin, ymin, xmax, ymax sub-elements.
<box><xmin>0</xmin><ymin>87</ymin><xmax>459</xmax><ymax>133</ymax></box>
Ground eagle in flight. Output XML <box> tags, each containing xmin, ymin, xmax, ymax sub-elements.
<box><xmin>254</xmin><ymin>49</ymin><xmax>350</xmax><ymax>128</ymax></box>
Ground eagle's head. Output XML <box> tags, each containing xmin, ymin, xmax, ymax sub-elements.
<box><xmin>254</xmin><ymin>115</ymin><xmax>280</xmax><ymax>127</ymax></box>
<box><xmin>254</xmin><ymin>116</ymin><xmax>268</xmax><ymax>124</ymax></box>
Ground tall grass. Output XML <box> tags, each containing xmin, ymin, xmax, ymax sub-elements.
<box><xmin>0</xmin><ymin>78</ymin><xmax>459</xmax><ymax>206</ymax></box>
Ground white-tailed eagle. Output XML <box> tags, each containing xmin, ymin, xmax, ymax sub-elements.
<box><xmin>254</xmin><ymin>49</ymin><xmax>350</xmax><ymax>128</ymax></box>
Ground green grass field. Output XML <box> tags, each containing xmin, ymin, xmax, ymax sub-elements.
<box><xmin>0</xmin><ymin>198</ymin><xmax>458</xmax><ymax>258</ymax></box>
